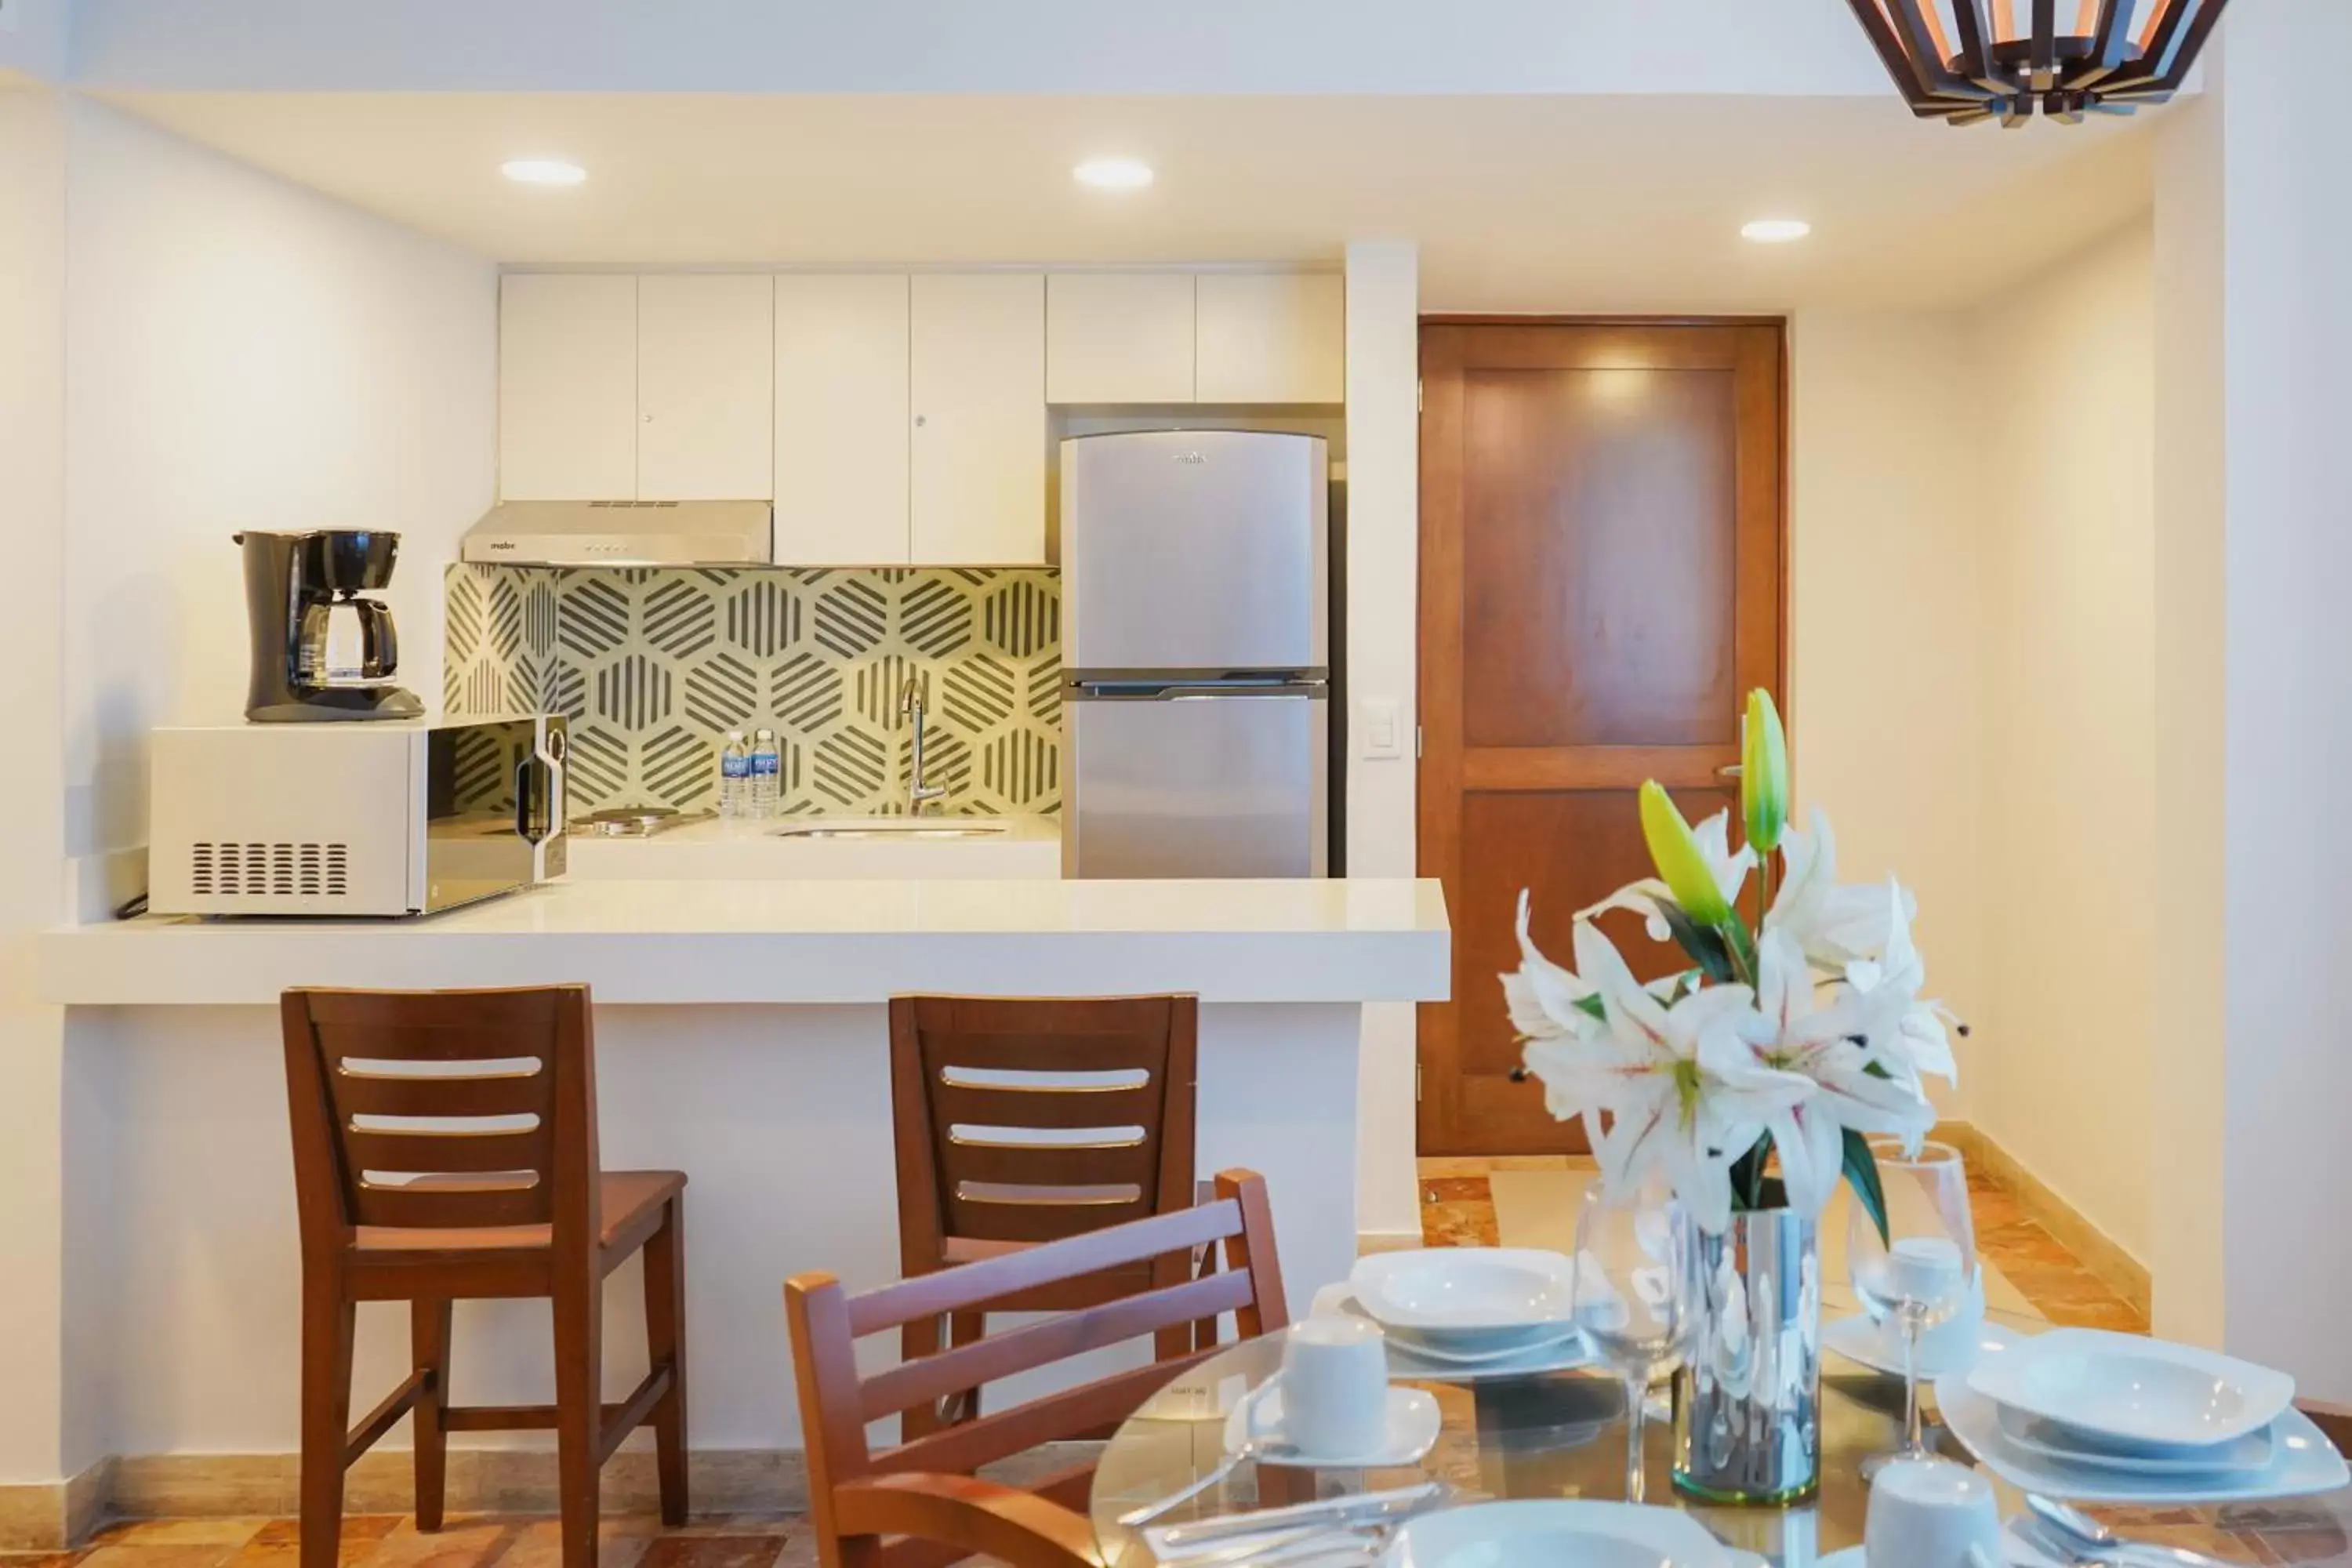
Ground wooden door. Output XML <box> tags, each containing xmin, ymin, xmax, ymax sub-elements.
<box><xmin>910</xmin><ymin>273</ymin><xmax>1047</xmax><ymax>564</ymax></box>
<box><xmin>499</xmin><ymin>274</ymin><xmax>637</xmax><ymax>501</ymax></box>
<box><xmin>637</xmin><ymin>274</ymin><xmax>775</xmax><ymax>501</ymax></box>
<box><xmin>1417</xmin><ymin>321</ymin><xmax>1784</xmax><ymax>1155</ymax></box>
<box><xmin>775</xmin><ymin>274</ymin><xmax>913</xmax><ymax>564</ymax></box>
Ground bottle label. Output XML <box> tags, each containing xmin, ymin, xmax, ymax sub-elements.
<box><xmin>753</xmin><ymin>753</ymin><xmax>780</xmax><ymax>777</ymax></box>
<box><xmin>722</xmin><ymin>756</ymin><xmax>751</xmax><ymax>779</ymax></box>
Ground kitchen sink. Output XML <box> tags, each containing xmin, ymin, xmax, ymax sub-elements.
<box><xmin>769</xmin><ymin>820</ymin><xmax>1011</xmax><ymax>840</ymax></box>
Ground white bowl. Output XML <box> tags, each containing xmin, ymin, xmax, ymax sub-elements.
<box><xmin>1966</xmin><ymin>1328</ymin><xmax>2295</xmax><ymax>1449</ymax></box>
<box><xmin>1392</xmin><ymin>1500</ymin><xmax>1732</xmax><ymax>1568</ymax></box>
<box><xmin>1995</xmin><ymin>1403</ymin><xmax>2275</xmax><ymax>1476</ymax></box>
<box><xmin>1349</xmin><ymin>1248</ymin><xmax>1579</xmax><ymax>1337</ymax></box>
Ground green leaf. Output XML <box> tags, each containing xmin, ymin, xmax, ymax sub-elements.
<box><xmin>1842</xmin><ymin>1128</ymin><xmax>1891</xmax><ymax>1248</ymax></box>
<box><xmin>1721</xmin><ymin>912</ymin><xmax>1759</xmax><ymax>989</ymax></box>
<box><xmin>1657</xmin><ymin>902</ymin><xmax>1734</xmax><ymax>983</ymax></box>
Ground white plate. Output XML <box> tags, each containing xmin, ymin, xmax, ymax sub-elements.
<box><xmin>1390</xmin><ymin>1500</ymin><xmax>1733</xmax><ymax>1568</ymax></box>
<box><xmin>1995</xmin><ymin>1403</ymin><xmax>2275</xmax><ymax>1476</ymax></box>
<box><xmin>1966</xmin><ymin>1327</ymin><xmax>2295</xmax><ymax>1448</ymax></box>
<box><xmin>1385</xmin><ymin>1323</ymin><xmax>1585</xmax><ymax>1366</ymax></box>
<box><xmin>1816</xmin><ymin>1523</ymin><xmax>2071</xmax><ymax>1568</ymax></box>
<box><xmin>1351</xmin><ymin>1248</ymin><xmax>1579</xmax><ymax>1337</ymax></box>
<box><xmin>1311</xmin><ymin>1285</ymin><xmax>1598</xmax><ymax>1383</ymax></box>
<box><xmin>1824</xmin><ymin>1312</ymin><xmax>2027</xmax><ymax>1379</ymax></box>
<box><xmin>1936</xmin><ymin>1373</ymin><xmax>2349</xmax><ymax>1504</ymax></box>
<box><xmin>1221</xmin><ymin>1384</ymin><xmax>1441</xmax><ymax>1468</ymax></box>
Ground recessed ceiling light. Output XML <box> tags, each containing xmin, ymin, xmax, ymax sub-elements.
<box><xmin>1073</xmin><ymin>158</ymin><xmax>1155</xmax><ymax>191</ymax></box>
<box><xmin>1741</xmin><ymin>218</ymin><xmax>1811</xmax><ymax>244</ymax></box>
<box><xmin>503</xmin><ymin>159</ymin><xmax>587</xmax><ymax>187</ymax></box>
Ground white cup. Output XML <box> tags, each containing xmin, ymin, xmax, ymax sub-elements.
<box><xmin>1253</xmin><ymin>1316</ymin><xmax>1390</xmax><ymax>1461</ymax></box>
<box><xmin>1865</xmin><ymin>1457</ymin><xmax>2002</xmax><ymax>1568</ymax></box>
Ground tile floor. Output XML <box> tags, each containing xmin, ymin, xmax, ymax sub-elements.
<box><xmin>3</xmin><ymin>1154</ymin><xmax>2156</xmax><ymax>1568</ymax></box>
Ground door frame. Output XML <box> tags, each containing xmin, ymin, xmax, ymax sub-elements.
<box><xmin>1413</xmin><ymin>314</ymin><xmax>1793</xmax><ymax>1156</ymax></box>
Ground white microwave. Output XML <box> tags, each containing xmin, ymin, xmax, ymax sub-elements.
<box><xmin>147</xmin><ymin>716</ymin><xmax>568</xmax><ymax>918</ymax></box>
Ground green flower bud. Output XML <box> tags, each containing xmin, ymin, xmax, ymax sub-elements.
<box><xmin>1639</xmin><ymin>780</ymin><xmax>1731</xmax><ymax>927</ymax></box>
<box><xmin>1742</xmin><ymin>688</ymin><xmax>1790</xmax><ymax>855</ymax></box>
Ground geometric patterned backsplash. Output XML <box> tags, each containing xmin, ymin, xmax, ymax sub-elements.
<box><xmin>443</xmin><ymin>564</ymin><xmax>1061</xmax><ymax>818</ymax></box>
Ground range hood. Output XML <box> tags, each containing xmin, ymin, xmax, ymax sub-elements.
<box><xmin>461</xmin><ymin>499</ymin><xmax>774</xmax><ymax>567</ymax></box>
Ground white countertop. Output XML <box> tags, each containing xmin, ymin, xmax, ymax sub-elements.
<box><xmin>41</xmin><ymin>876</ymin><xmax>1450</xmax><ymax>1006</ymax></box>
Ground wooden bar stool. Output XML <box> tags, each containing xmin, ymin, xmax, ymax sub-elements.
<box><xmin>887</xmin><ymin>995</ymin><xmax>1207</xmax><ymax>1436</ymax></box>
<box><xmin>280</xmin><ymin>985</ymin><xmax>689</xmax><ymax>1568</ymax></box>
<box><xmin>787</xmin><ymin>1169</ymin><xmax>1289</xmax><ymax>1568</ymax></box>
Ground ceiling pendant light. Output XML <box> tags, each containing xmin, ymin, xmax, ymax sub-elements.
<box><xmin>1844</xmin><ymin>0</ymin><xmax>2232</xmax><ymax>126</ymax></box>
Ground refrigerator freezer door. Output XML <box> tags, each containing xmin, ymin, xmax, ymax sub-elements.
<box><xmin>1062</xmin><ymin>430</ymin><xmax>1328</xmax><ymax>673</ymax></box>
<box><xmin>1065</xmin><ymin>689</ymin><xmax>1328</xmax><ymax>878</ymax></box>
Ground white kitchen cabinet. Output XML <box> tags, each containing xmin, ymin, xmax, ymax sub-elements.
<box><xmin>911</xmin><ymin>273</ymin><xmax>1047</xmax><ymax>564</ymax></box>
<box><xmin>637</xmin><ymin>274</ymin><xmax>774</xmax><ymax>500</ymax></box>
<box><xmin>1046</xmin><ymin>273</ymin><xmax>1196</xmax><ymax>403</ymax></box>
<box><xmin>775</xmin><ymin>274</ymin><xmax>912</xmax><ymax>564</ymax></box>
<box><xmin>499</xmin><ymin>274</ymin><xmax>638</xmax><ymax>500</ymax></box>
<box><xmin>1196</xmin><ymin>272</ymin><xmax>1346</xmax><ymax>405</ymax></box>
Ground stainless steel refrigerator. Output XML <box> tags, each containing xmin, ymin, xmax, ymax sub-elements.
<box><xmin>1061</xmin><ymin>430</ymin><xmax>1330</xmax><ymax>879</ymax></box>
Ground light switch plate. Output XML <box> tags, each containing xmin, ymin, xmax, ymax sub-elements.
<box><xmin>1359</xmin><ymin>698</ymin><xmax>1403</xmax><ymax>760</ymax></box>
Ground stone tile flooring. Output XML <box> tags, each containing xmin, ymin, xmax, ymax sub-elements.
<box><xmin>0</xmin><ymin>1157</ymin><xmax>2192</xmax><ymax>1567</ymax></box>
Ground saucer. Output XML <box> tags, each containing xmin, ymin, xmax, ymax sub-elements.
<box><xmin>1221</xmin><ymin>1384</ymin><xmax>1441</xmax><ymax>1468</ymax></box>
<box><xmin>1823</xmin><ymin>1312</ymin><xmax>2028</xmax><ymax>1379</ymax></box>
<box><xmin>1310</xmin><ymin>1283</ymin><xmax>1597</xmax><ymax>1382</ymax></box>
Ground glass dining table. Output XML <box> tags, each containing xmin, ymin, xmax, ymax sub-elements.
<box><xmin>1088</xmin><ymin>1308</ymin><xmax>2352</xmax><ymax>1566</ymax></box>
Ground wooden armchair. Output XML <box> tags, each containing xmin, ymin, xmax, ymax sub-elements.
<box><xmin>785</xmin><ymin>1169</ymin><xmax>1290</xmax><ymax>1568</ymax></box>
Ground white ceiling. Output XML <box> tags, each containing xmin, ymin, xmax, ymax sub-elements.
<box><xmin>100</xmin><ymin>92</ymin><xmax>2158</xmax><ymax>313</ymax></box>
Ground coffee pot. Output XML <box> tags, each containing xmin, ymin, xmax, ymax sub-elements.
<box><xmin>236</xmin><ymin>529</ymin><xmax>424</xmax><ymax>722</ymax></box>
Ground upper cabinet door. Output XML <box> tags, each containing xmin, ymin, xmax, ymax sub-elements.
<box><xmin>637</xmin><ymin>274</ymin><xmax>775</xmax><ymax>501</ymax></box>
<box><xmin>1046</xmin><ymin>273</ymin><xmax>1196</xmax><ymax>403</ymax></box>
<box><xmin>911</xmin><ymin>274</ymin><xmax>1047</xmax><ymax>564</ymax></box>
<box><xmin>1195</xmin><ymin>273</ymin><xmax>1346</xmax><ymax>405</ymax></box>
<box><xmin>499</xmin><ymin>274</ymin><xmax>637</xmax><ymax>500</ymax></box>
<box><xmin>775</xmin><ymin>274</ymin><xmax>912</xmax><ymax>564</ymax></box>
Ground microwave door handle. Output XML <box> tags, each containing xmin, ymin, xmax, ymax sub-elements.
<box><xmin>514</xmin><ymin>757</ymin><xmax>552</xmax><ymax>844</ymax></box>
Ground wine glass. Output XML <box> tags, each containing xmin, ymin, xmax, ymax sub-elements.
<box><xmin>1573</xmin><ymin>1183</ymin><xmax>1693</xmax><ymax>1504</ymax></box>
<box><xmin>1847</xmin><ymin>1137</ymin><xmax>1978</xmax><ymax>1474</ymax></box>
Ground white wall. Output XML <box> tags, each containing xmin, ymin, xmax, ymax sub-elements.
<box><xmin>59</xmin><ymin>97</ymin><xmax>496</xmax><ymax>887</ymax></box>
<box><xmin>0</xmin><ymin>82</ymin><xmax>71</xmax><ymax>1486</ymax></box>
<box><xmin>1788</xmin><ymin>310</ymin><xmax>1987</xmax><ymax>1123</ymax></box>
<box><xmin>1345</xmin><ymin>240</ymin><xmax>1422</xmax><ymax>1241</ymax></box>
<box><xmin>2148</xmin><ymin>0</ymin><xmax>2352</xmax><ymax>1394</ymax></box>
<box><xmin>1969</xmin><ymin>220</ymin><xmax>2157</xmax><ymax>1266</ymax></box>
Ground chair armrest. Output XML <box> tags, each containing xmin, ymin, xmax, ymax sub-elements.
<box><xmin>833</xmin><ymin>1472</ymin><xmax>1105</xmax><ymax>1568</ymax></box>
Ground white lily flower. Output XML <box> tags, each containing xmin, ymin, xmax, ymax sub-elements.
<box><xmin>1733</xmin><ymin>925</ymin><xmax>1937</xmax><ymax>1218</ymax></box>
<box><xmin>1845</xmin><ymin>878</ymin><xmax>1958</xmax><ymax>1088</ymax></box>
<box><xmin>1552</xmin><ymin>921</ymin><xmax>1813</xmax><ymax>1233</ymax></box>
<box><xmin>1766</xmin><ymin>808</ymin><xmax>1917</xmax><ymax>969</ymax></box>
<box><xmin>1577</xmin><ymin>811</ymin><xmax>1756</xmax><ymax>943</ymax></box>
<box><xmin>1502</xmin><ymin>889</ymin><xmax>1599</xmax><ymax>1043</ymax></box>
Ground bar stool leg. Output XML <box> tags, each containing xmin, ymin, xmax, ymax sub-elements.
<box><xmin>298</xmin><ymin>1279</ymin><xmax>356</xmax><ymax>1568</ymax></box>
<box><xmin>410</xmin><ymin>1300</ymin><xmax>454</xmax><ymax>1531</ymax></box>
<box><xmin>643</xmin><ymin>1196</ymin><xmax>690</xmax><ymax>1527</ymax></box>
<box><xmin>552</xmin><ymin>1273</ymin><xmax>603</xmax><ymax>1568</ymax></box>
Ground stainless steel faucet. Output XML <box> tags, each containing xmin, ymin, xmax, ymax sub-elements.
<box><xmin>899</xmin><ymin>674</ymin><xmax>947</xmax><ymax>815</ymax></box>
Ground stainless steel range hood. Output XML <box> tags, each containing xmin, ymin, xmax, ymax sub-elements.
<box><xmin>461</xmin><ymin>499</ymin><xmax>774</xmax><ymax>567</ymax></box>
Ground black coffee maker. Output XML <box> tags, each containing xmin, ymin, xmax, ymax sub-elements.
<box><xmin>236</xmin><ymin>529</ymin><xmax>424</xmax><ymax>722</ymax></box>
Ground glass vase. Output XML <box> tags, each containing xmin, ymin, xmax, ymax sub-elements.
<box><xmin>1671</xmin><ymin>1206</ymin><xmax>1822</xmax><ymax>1505</ymax></box>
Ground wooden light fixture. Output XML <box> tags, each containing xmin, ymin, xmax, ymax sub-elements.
<box><xmin>1846</xmin><ymin>0</ymin><xmax>2232</xmax><ymax>125</ymax></box>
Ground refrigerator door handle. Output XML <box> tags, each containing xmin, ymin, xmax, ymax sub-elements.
<box><xmin>1071</xmin><ymin>680</ymin><xmax>1328</xmax><ymax>702</ymax></box>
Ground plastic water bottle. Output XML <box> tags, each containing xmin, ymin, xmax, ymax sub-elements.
<box><xmin>718</xmin><ymin>731</ymin><xmax>752</xmax><ymax>819</ymax></box>
<box><xmin>749</xmin><ymin>728</ymin><xmax>782</xmax><ymax>818</ymax></box>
